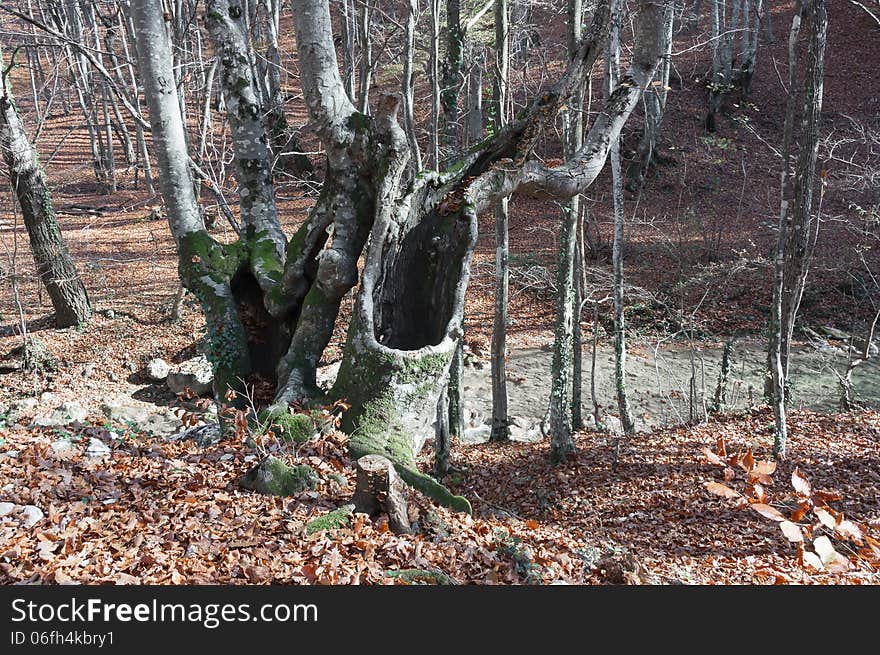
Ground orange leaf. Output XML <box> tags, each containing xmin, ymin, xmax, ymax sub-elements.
<box><xmin>753</xmin><ymin>460</ymin><xmax>777</xmax><ymax>476</ymax></box>
<box><xmin>750</xmin><ymin>503</ymin><xmax>786</xmax><ymax>522</ymax></box>
<box><xmin>705</xmin><ymin>481</ymin><xmax>741</xmax><ymax>499</ymax></box>
<box><xmin>524</xmin><ymin>519</ymin><xmax>540</xmax><ymax>530</ymax></box>
<box><xmin>740</xmin><ymin>448</ymin><xmax>755</xmax><ymax>472</ymax></box>
<box><xmin>812</xmin><ymin>489</ymin><xmax>842</xmax><ymax>503</ymax></box>
<box><xmin>716</xmin><ymin>435</ymin><xmax>727</xmax><ymax>457</ymax></box>
<box><xmin>790</xmin><ymin>503</ymin><xmax>810</xmax><ymax>523</ymax></box>
<box><xmin>780</xmin><ymin>520</ymin><xmax>804</xmax><ymax>542</ymax></box>
<box><xmin>792</xmin><ymin>468</ymin><xmax>812</xmax><ymax>497</ymax></box>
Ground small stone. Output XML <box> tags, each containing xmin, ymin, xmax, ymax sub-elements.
<box><xmin>20</xmin><ymin>505</ymin><xmax>44</xmax><ymax>528</ymax></box>
<box><xmin>85</xmin><ymin>437</ymin><xmax>111</xmax><ymax>458</ymax></box>
<box><xmin>51</xmin><ymin>439</ymin><xmax>77</xmax><ymax>457</ymax></box>
<box><xmin>0</xmin><ymin>502</ymin><xmax>16</xmax><ymax>517</ymax></box>
<box><xmin>103</xmin><ymin>309</ymin><xmax>116</xmax><ymax>319</ymax></box>
<box><xmin>146</xmin><ymin>358</ymin><xmax>171</xmax><ymax>382</ymax></box>
<box><xmin>82</xmin><ymin>363</ymin><xmax>96</xmax><ymax>378</ymax></box>
<box><xmin>108</xmin><ymin>372</ymin><xmax>119</xmax><ymax>382</ymax></box>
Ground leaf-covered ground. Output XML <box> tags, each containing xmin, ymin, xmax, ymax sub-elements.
<box><xmin>2</xmin><ymin>408</ymin><xmax>877</xmax><ymax>585</ymax></box>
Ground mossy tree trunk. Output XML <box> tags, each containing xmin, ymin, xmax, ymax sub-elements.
<box><xmin>0</xmin><ymin>46</ymin><xmax>91</xmax><ymax>328</ymax></box>
<box><xmin>134</xmin><ymin>0</ymin><xmax>666</xmax><ymax>508</ymax></box>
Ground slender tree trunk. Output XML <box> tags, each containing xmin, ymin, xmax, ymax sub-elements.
<box><xmin>548</xmin><ymin>0</ymin><xmax>587</xmax><ymax>460</ymax></box>
<box><xmin>465</xmin><ymin>51</ymin><xmax>484</xmax><ymax>147</ymax></box>
<box><xmin>628</xmin><ymin>2</ymin><xmax>673</xmax><ymax>189</ymax></box>
<box><xmin>489</xmin><ymin>0</ymin><xmax>511</xmax><ymax>442</ymax></box>
<box><xmin>606</xmin><ymin>8</ymin><xmax>636</xmax><ymax>469</ymax></box>
<box><xmin>441</xmin><ymin>0</ymin><xmax>463</xmax><ymax>159</ymax></box>
<box><xmin>770</xmin><ymin>0</ymin><xmax>827</xmax><ymax>459</ymax></box>
<box><xmin>402</xmin><ymin>0</ymin><xmax>422</xmax><ymax>172</ymax></box>
<box><xmin>356</xmin><ymin>0</ymin><xmax>373</xmax><ymax>114</ymax></box>
<box><xmin>429</xmin><ymin>0</ymin><xmax>442</xmax><ymax>168</ymax></box>
<box><xmin>0</xmin><ymin>48</ymin><xmax>91</xmax><ymax>328</ymax></box>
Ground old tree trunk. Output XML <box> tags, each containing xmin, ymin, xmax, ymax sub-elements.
<box><xmin>132</xmin><ymin>0</ymin><xmax>666</xmax><ymax>510</ymax></box>
<box><xmin>0</xmin><ymin>46</ymin><xmax>91</xmax><ymax>328</ymax></box>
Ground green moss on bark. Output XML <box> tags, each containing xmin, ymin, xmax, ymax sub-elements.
<box><xmin>258</xmin><ymin>408</ymin><xmax>315</xmax><ymax>443</ymax></box>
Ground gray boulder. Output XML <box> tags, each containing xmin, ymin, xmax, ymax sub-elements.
<box><xmin>167</xmin><ymin>355</ymin><xmax>214</xmax><ymax>396</ymax></box>
<box><xmin>32</xmin><ymin>401</ymin><xmax>88</xmax><ymax>428</ymax></box>
<box><xmin>101</xmin><ymin>398</ymin><xmax>182</xmax><ymax>436</ymax></box>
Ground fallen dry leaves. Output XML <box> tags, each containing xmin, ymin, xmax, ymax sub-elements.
<box><xmin>1</xmin><ymin>407</ymin><xmax>878</xmax><ymax>585</ymax></box>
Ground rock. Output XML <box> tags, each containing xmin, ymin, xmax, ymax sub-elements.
<box><xmin>33</xmin><ymin>401</ymin><xmax>88</xmax><ymax>427</ymax></box>
<box><xmin>305</xmin><ymin>504</ymin><xmax>354</xmax><ymax>535</ymax></box>
<box><xmin>108</xmin><ymin>372</ymin><xmax>119</xmax><ymax>382</ymax></box>
<box><xmin>6</xmin><ymin>398</ymin><xmax>38</xmax><ymax>423</ymax></box>
<box><xmin>102</xmin><ymin>309</ymin><xmax>116</xmax><ymax>319</ymax></box>
<box><xmin>101</xmin><ymin>398</ymin><xmax>182</xmax><ymax>436</ymax></box>
<box><xmin>39</xmin><ymin>392</ymin><xmax>58</xmax><ymax>405</ymax></box>
<box><xmin>167</xmin><ymin>355</ymin><xmax>214</xmax><ymax>396</ymax></box>
<box><xmin>259</xmin><ymin>408</ymin><xmax>316</xmax><ymax>443</ymax></box>
<box><xmin>50</xmin><ymin>438</ymin><xmax>77</xmax><ymax>457</ymax></box>
<box><xmin>239</xmin><ymin>456</ymin><xmax>319</xmax><ymax>496</ymax></box>
<box><xmin>20</xmin><ymin>505</ymin><xmax>44</xmax><ymax>528</ymax></box>
<box><xmin>462</xmin><ymin>424</ymin><xmax>491</xmax><ymax>444</ymax></box>
<box><xmin>81</xmin><ymin>362</ymin><xmax>96</xmax><ymax>378</ymax></box>
<box><xmin>173</xmin><ymin>423</ymin><xmax>221</xmax><ymax>446</ymax></box>
<box><xmin>508</xmin><ymin>416</ymin><xmax>543</xmax><ymax>443</ymax></box>
<box><xmin>0</xmin><ymin>502</ymin><xmax>16</xmax><ymax>517</ymax></box>
<box><xmin>85</xmin><ymin>437</ymin><xmax>111</xmax><ymax>458</ymax></box>
<box><xmin>146</xmin><ymin>358</ymin><xmax>171</xmax><ymax>382</ymax></box>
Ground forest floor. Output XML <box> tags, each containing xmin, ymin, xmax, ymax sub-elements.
<box><xmin>1</xmin><ymin>406</ymin><xmax>878</xmax><ymax>584</ymax></box>
<box><xmin>1</xmin><ymin>2</ymin><xmax>879</xmax><ymax>584</ymax></box>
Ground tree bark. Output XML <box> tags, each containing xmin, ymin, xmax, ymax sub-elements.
<box><xmin>606</xmin><ymin>7</ymin><xmax>636</xmax><ymax>468</ymax></box>
<box><xmin>769</xmin><ymin>0</ymin><xmax>827</xmax><ymax>459</ymax></box>
<box><xmin>133</xmin><ymin>0</ymin><xmax>666</xmax><ymax>511</ymax></box>
<box><xmin>0</xmin><ymin>47</ymin><xmax>91</xmax><ymax>328</ymax></box>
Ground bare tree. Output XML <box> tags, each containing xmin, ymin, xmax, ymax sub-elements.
<box><xmin>490</xmin><ymin>0</ymin><xmax>511</xmax><ymax>443</ymax></box>
<box><xmin>133</xmin><ymin>0</ymin><xmax>666</xmax><ymax>507</ymax></box>
<box><xmin>0</xmin><ymin>45</ymin><xmax>91</xmax><ymax>328</ymax></box>
<box><xmin>768</xmin><ymin>0</ymin><xmax>827</xmax><ymax>459</ymax></box>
